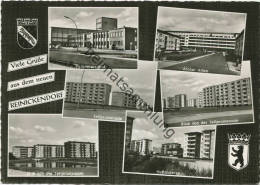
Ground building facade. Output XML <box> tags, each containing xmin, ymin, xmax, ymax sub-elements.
<box><xmin>34</xmin><ymin>144</ymin><xmax>64</xmax><ymax>158</ymax></box>
<box><xmin>167</xmin><ymin>94</ymin><xmax>187</xmax><ymax>108</ymax></box>
<box><xmin>111</xmin><ymin>92</ymin><xmax>137</xmax><ymax>108</ymax></box>
<box><xmin>130</xmin><ymin>139</ymin><xmax>152</xmax><ymax>156</ymax></box>
<box><xmin>64</xmin><ymin>141</ymin><xmax>96</xmax><ymax>158</ymax></box>
<box><xmin>200</xmin><ymin>130</ymin><xmax>215</xmax><ymax>159</ymax></box>
<box><xmin>184</xmin><ymin>130</ymin><xmax>215</xmax><ymax>159</ymax></box>
<box><xmin>188</xmin><ymin>98</ymin><xmax>197</xmax><ymax>107</ymax></box>
<box><xmin>125</xmin><ymin>117</ymin><xmax>135</xmax><ymax>153</ymax></box>
<box><xmin>161</xmin><ymin>143</ymin><xmax>183</xmax><ymax>157</ymax></box>
<box><xmin>65</xmin><ymin>82</ymin><xmax>111</xmax><ymax>105</ymax></box>
<box><xmin>202</xmin><ymin>77</ymin><xmax>252</xmax><ymax>107</ymax></box>
<box><xmin>169</xmin><ymin>31</ymin><xmax>239</xmax><ymax>51</ymax></box>
<box><xmin>235</xmin><ymin>29</ymin><xmax>245</xmax><ymax>62</ymax></box>
<box><xmin>12</xmin><ymin>146</ymin><xmax>33</xmax><ymax>158</ymax></box>
<box><xmin>96</xmin><ymin>17</ymin><xmax>117</xmax><ymax>31</ymax></box>
<box><xmin>50</xmin><ymin>27</ymin><xmax>95</xmax><ymax>47</ymax></box>
<box><xmin>183</xmin><ymin>132</ymin><xmax>201</xmax><ymax>158</ymax></box>
<box><xmin>156</xmin><ymin>29</ymin><xmax>181</xmax><ymax>52</ymax></box>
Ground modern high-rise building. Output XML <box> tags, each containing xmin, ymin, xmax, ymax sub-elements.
<box><xmin>167</xmin><ymin>94</ymin><xmax>187</xmax><ymax>108</ymax></box>
<box><xmin>34</xmin><ymin>144</ymin><xmax>64</xmax><ymax>158</ymax></box>
<box><xmin>111</xmin><ymin>92</ymin><xmax>137</xmax><ymax>108</ymax></box>
<box><xmin>184</xmin><ymin>129</ymin><xmax>215</xmax><ymax>159</ymax></box>
<box><xmin>155</xmin><ymin>29</ymin><xmax>181</xmax><ymax>52</ymax></box>
<box><xmin>96</xmin><ymin>17</ymin><xmax>117</xmax><ymax>31</ymax></box>
<box><xmin>161</xmin><ymin>143</ymin><xmax>183</xmax><ymax>157</ymax></box>
<box><xmin>130</xmin><ymin>139</ymin><xmax>152</xmax><ymax>156</ymax></box>
<box><xmin>197</xmin><ymin>92</ymin><xmax>204</xmax><ymax>108</ymax></box>
<box><xmin>200</xmin><ymin>130</ymin><xmax>215</xmax><ymax>159</ymax></box>
<box><xmin>169</xmin><ymin>31</ymin><xmax>239</xmax><ymax>51</ymax></box>
<box><xmin>65</xmin><ymin>82</ymin><xmax>112</xmax><ymax>105</ymax></box>
<box><xmin>64</xmin><ymin>141</ymin><xmax>96</xmax><ymax>159</ymax></box>
<box><xmin>203</xmin><ymin>77</ymin><xmax>252</xmax><ymax>107</ymax></box>
<box><xmin>12</xmin><ymin>146</ymin><xmax>33</xmax><ymax>158</ymax></box>
<box><xmin>183</xmin><ymin>132</ymin><xmax>202</xmax><ymax>158</ymax></box>
<box><xmin>234</xmin><ymin>30</ymin><xmax>245</xmax><ymax>63</ymax></box>
<box><xmin>188</xmin><ymin>98</ymin><xmax>197</xmax><ymax>107</ymax></box>
<box><xmin>125</xmin><ymin>116</ymin><xmax>135</xmax><ymax>153</ymax></box>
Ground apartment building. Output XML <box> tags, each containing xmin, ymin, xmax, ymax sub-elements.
<box><xmin>188</xmin><ymin>98</ymin><xmax>197</xmax><ymax>107</ymax></box>
<box><xmin>65</xmin><ymin>82</ymin><xmax>111</xmax><ymax>105</ymax></box>
<box><xmin>184</xmin><ymin>130</ymin><xmax>215</xmax><ymax>159</ymax></box>
<box><xmin>235</xmin><ymin>30</ymin><xmax>245</xmax><ymax>62</ymax></box>
<box><xmin>130</xmin><ymin>139</ymin><xmax>152</xmax><ymax>156</ymax></box>
<box><xmin>34</xmin><ymin>144</ymin><xmax>64</xmax><ymax>158</ymax></box>
<box><xmin>12</xmin><ymin>146</ymin><xmax>33</xmax><ymax>158</ymax></box>
<box><xmin>167</xmin><ymin>94</ymin><xmax>187</xmax><ymax>108</ymax></box>
<box><xmin>183</xmin><ymin>132</ymin><xmax>201</xmax><ymax>158</ymax></box>
<box><xmin>155</xmin><ymin>29</ymin><xmax>181</xmax><ymax>52</ymax></box>
<box><xmin>125</xmin><ymin>116</ymin><xmax>135</xmax><ymax>153</ymax></box>
<box><xmin>200</xmin><ymin>130</ymin><xmax>215</xmax><ymax>159</ymax></box>
<box><xmin>64</xmin><ymin>141</ymin><xmax>96</xmax><ymax>159</ymax></box>
<box><xmin>111</xmin><ymin>92</ymin><xmax>137</xmax><ymax>108</ymax></box>
<box><xmin>161</xmin><ymin>143</ymin><xmax>183</xmax><ymax>157</ymax></box>
<box><xmin>203</xmin><ymin>77</ymin><xmax>252</xmax><ymax>107</ymax></box>
<box><xmin>169</xmin><ymin>31</ymin><xmax>239</xmax><ymax>51</ymax></box>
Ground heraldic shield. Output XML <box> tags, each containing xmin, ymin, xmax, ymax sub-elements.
<box><xmin>228</xmin><ymin>133</ymin><xmax>250</xmax><ymax>171</ymax></box>
<box><xmin>17</xmin><ymin>18</ymin><xmax>38</xmax><ymax>49</ymax></box>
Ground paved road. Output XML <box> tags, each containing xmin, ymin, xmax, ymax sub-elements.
<box><xmin>161</xmin><ymin>53</ymin><xmax>238</xmax><ymax>75</ymax></box>
<box><xmin>49</xmin><ymin>51</ymin><xmax>137</xmax><ymax>69</ymax></box>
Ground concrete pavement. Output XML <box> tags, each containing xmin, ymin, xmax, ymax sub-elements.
<box><xmin>160</xmin><ymin>53</ymin><xmax>239</xmax><ymax>75</ymax></box>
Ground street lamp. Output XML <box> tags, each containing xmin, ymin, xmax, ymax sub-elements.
<box><xmin>64</xmin><ymin>16</ymin><xmax>79</xmax><ymax>52</ymax></box>
<box><xmin>77</xmin><ymin>70</ymin><xmax>85</xmax><ymax>109</ymax></box>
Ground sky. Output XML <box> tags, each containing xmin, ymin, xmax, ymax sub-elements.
<box><xmin>49</xmin><ymin>7</ymin><xmax>138</xmax><ymax>29</ymax></box>
<box><xmin>66</xmin><ymin>61</ymin><xmax>157</xmax><ymax>106</ymax></box>
<box><xmin>8</xmin><ymin>114</ymin><xmax>98</xmax><ymax>152</ymax></box>
<box><xmin>161</xmin><ymin>60</ymin><xmax>251</xmax><ymax>100</ymax></box>
<box><xmin>157</xmin><ymin>6</ymin><xmax>246</xmax><ymax>33</ymax></box>
<box><xmin>128</xmin><ymin>111</ymin><xmax>216</xmax><ymax>148</ymax></box>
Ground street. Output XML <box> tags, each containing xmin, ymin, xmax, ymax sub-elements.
<box><xmin>159</xmin><ymin>53</ymin><xmax>238</xmax><ymax>75</ymax></box>
<box><xmin>49</xmin><ymin>50</ymin><xmax>137</xmax><ymax>69</ymax></box>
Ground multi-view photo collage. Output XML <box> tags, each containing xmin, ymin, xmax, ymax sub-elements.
<box><xmin>7</xmin><ymin>5</ymin><xmax>254</xmax><ymax>180</ymax></box>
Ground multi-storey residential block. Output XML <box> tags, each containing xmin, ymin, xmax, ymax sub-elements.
<box><xmin>64</xmin><ymin>141</ymin><xmax>96</xmax><ymax>158</ymax></box>
<box><xmin>203</xmin><ymin>77</ymin><xmax>252</xmax><ymax>107</ymax></box>
<box><xmin>200</xmin><ymin>130</ymin><xmax>215</xmax><ymax>159</ymax></box>
<box><xmin>125</xmin><ymin>116</ymin><xmax>135</xmax><ymax>153</ymax></box>
<box><xmin>183</xmin><ymin>132</ymin><xmax>201</xmax><ymax>158</ymax></box>
<box><xmin>12</xmin><ymin>146</ymin><xmax>34</xmax><ymax>158</ymax></box>
<box><xmin>188</xmin><ymin>98</ymin><xmax>197</xmax><ymax>107</ymax></box>
<box><xmin>130</xmin><ymin>139</ymin><xmax>152</xmax><ymax>156</ymax></box>
<box><xmin>197</xmin><ymin>92</ymin><xmax>204</xmax><ymax>108</ymax></box>
<box><xmin>161</xmin><ymin>143</ymin><xmax>183</xmax><ymax>157</ymax></box>
<box><xmin>167</xmin><ymin>94</ymin><xmax>187</xmax><ymax>108</ymax></box>
<box><xmin>169</xmin><ymin>31</ymin><xmax>239</xmax><ymax>51</ymax></box>
<box><xmin>34</xmin><ymin>144</ymin><xmax>64</xmax><ymax>158</ymax></box>
<box><xmin>235</xmin><ymin>30</ymin><xmax>245</xmax><ymax>62</ymax></box>
<box><xmin>65</xmin><ymin>82</ymin><xmax>111</xmax><ymax>105</ymax></box>
<box><xmin>184</xmin><ymin>129</ymin><xmax>215</xmax><ymax>159</ymax></box>
<box><xmin>155</xmin><ymin>29</ymin><xmax>181</xmax><ymax>52</ymax></box>
<box><xmin>111</xmin><ymin>92</ymin><xmax>137</xmax><ymax>108</ymax></box>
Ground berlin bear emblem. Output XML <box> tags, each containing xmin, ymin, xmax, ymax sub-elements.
<box><xmin>228</xmin><ymin>133</ymin><xmax>250</xmax><ymax>171</ymax></box>
<box><xmin>17</xmin><ymin>18</ymin><xmax>38</xmax><ymax>49</ymax></box>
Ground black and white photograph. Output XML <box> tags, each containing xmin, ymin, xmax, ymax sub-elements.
<box><xmin>48</xmin><ymin>7</ymin><xmax>138</xmax><ymax>69</ymax></box>
<box><xmin>8</xmin><ymin>114</ymin><xmax>99</xmax><ymax>177</ymax></box>
<box><xmin>161</xmin><ymin>60</ymin><xmax>254</xmax><ymax>127</ymax></box>
<box><xmin>123</xmin><ymin>111</ymin><xmax>216</xmax><ymax>178</ymax></box>
<box><xmin>155</xmin><ymin>6</ymin><xmax>246</xmax><ymax>75</ymax></box>
<box><xmin>63</xmin><ymin>61</ymin><xmax>157</xmax><ymax>121</ymax></box>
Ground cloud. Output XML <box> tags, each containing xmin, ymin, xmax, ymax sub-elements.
<box><xmin>34</xmin><ymin>125</ymin><xmax>56</xmax><ymax>133</ymax></box>
<box><xmin>73</xmin><ymin>120</ymin><xmax>86</xmax><ymax>128</ymax></box>
<box><xmin>9</xmin><ymin>126</ymin><xmax>24</xmax><ymax>134</ymax></box>
<box><xmin>75</xmin><ymin>11</ymin><xmax>94</xmax><ymax>20</ymax></box>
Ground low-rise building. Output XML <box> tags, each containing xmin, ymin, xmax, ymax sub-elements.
<box><xmin>155</xmin><ymin>29</ymin><xmax>181</xmax><ymax>52</ymax></box>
